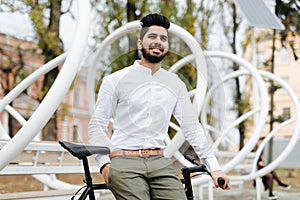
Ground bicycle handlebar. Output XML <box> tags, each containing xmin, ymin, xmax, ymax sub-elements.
<box><xmin>183</xmin><ymin>154</ymin><xmax>225</xmax><ymax>186</ymax></box>
<box><xmin>217</xmin><ymin>177</ymin><xmax>225</xmax><ymax>185</ymax></box>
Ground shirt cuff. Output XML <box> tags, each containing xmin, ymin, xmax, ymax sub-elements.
<box><xmin>201</xmin><ymin>155</ymin><xmax>221</xmax><ymax>172</ymax></box>
<box><xmin>95</xmin><ymin>154</ymin><xmax>111</xmax><ymax>173</ymax></box>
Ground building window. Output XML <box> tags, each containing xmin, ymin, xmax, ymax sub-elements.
<box><xmin>281</xmin><ymin>77</ymin><xmax>289</xmax><ymax>83</ymax></box>
<box><xmin>73</xmin><ymin>85</ymin><xmax>83</xmax><ymax>107</ymax></box>
<box><xmin>280</xmin><ymin>77</ymin><xmax>289</xmax><ymax>93</ymax></box>
<box><xmin>282</xmin><ymin>108</ymin><xmax>290</xmax><ymax>120</ymax></box>
<box><xmin>278</xmin><ymin>47</ymin><xmax>290</xmax><ymax>65</ymax></box>
<box><xmin>257</xmin><ymin>50</ymin><xmax>265</xmax><ymax>66</ymax></box>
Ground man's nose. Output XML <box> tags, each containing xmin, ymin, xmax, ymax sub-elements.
<box><xmin>153</xmin><ymin>37</ymin><xmax>162</xmax><ymax>43</ymax></box>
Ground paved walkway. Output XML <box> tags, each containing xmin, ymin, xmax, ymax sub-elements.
<box><xmin>210</xmin><ymin>184</ymin><xmax>300</xmax><ymax>200</ymax></box>
<box><xmin>99</xmin><ymin>183</ymin><xmax>300</xmax><ymax>200</ymax></box>
<box><xmin>97</xmin><ymin>183</ymin><xmax>300</xmax><ymax>200</ymax></box>
<box><xmin>0</xmin><ymin>183</ymin><xmax>299</xmax><ymax>200</ymax></box>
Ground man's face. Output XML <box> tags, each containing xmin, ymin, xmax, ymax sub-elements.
<box><xmin>138</xmin><ymin>25</ymin><xmax>169</xmax><ymax>63</ymax></box>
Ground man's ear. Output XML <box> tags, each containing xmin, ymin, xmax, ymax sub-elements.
<box><xmin>137</xmin><ymin>39</ymin><xmax>142</xmax><ymax>50</ymax></box>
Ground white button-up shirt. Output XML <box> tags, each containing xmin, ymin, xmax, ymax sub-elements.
<box><xmin>88</xmin><ymin>60</ymin><xmax>221</xmax><ymax>171</ymax></box>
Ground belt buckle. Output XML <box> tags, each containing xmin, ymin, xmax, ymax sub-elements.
<box><xmin>139</xmin><ymin>149</ymin><xmax>151</xmax><ymax>157</ymax></box>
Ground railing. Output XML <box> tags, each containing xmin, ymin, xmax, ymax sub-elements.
<box><xmin>0</xmin><ymin>140</ymin><xmax>99</xmax><ymax>175</ymax></box>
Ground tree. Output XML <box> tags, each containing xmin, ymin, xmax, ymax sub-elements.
<box><xmin>266</xmin><ymin>0</ymin><xmax>300</xmax><ymax>162</ymax></box>
<box><xmin>1</xmin><ymin>0</ymin><xmax>72</xmax><ymax>140</ymax></box>
<box><xmin>89</xmin><ymin>1</ymin><xmax>220</xmax><ymax>148</ymax></box>
<box><xmin>218</xmin><ymin>0</ymin><xmax>248</xmax><ymax>149</ymax></box>
<box><xmin>90</xmin><ymin>0</ymin><xmax>216</xmax><ymax>86</ymax></box>
<box><xmin>2</xmin><ymin>0</ymin><xmax>245</xmax><ymax>144</ymax></box>
<box><xmin>276</xmin><ymin>0</ymin><xmax>300</xmax><ymax>60</ymax></box>
<box><xmin>0</xmin><ymin>42</ymin><xmax>30</xmax><ymax>137</ymax></box>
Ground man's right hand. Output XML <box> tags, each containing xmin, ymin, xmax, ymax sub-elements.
<box><xmin>102</xmin><ymin>164</ymin><xmax>110</xmax><ymax>183</ymax></box>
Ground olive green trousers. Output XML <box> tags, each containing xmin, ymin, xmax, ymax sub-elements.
<box><xmin>107</xmin><ymin>156</ymin><xmax>187</xmax><ymax>200</ymax></box>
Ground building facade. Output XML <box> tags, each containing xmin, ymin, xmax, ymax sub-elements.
<box><xmin>0</xmin><ymin>33</ymin><xmax>91</xmax><ymax>142</ymax></box>
<box><xmin>243</xmin><ymin>30</ymin><xmax>300</xmax><ymax>138</ymax></box>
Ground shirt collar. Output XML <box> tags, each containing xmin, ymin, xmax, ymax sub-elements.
<box><xmin>134</xmin><ymin>60</ymin><xmax>162</xmax><ymax>75</ymax></box>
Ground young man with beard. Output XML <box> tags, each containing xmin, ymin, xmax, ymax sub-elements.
<box><xmin>88</xmin><ymin>13</ymin><xmax>230</xmax><ymax>200</ymax></box>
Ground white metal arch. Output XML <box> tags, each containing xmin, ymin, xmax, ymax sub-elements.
<box><xmin>0</xmin><ymin>53</ymin><xmax>67</xmax><ymax>140</ymax></box>
<box><xmin>0</xmin><ymin>0</ymin><xmax>90</xmax><ymax>172</ymax></box>
<box><xmin>0</xmin><ymin>6</ymin><xmax>298</xmax><ymax>196</ymax></box>
<box><xmin>86</xmin><ymin>21</ymin><xmax>208</xmax><ymax>116</ymax></box>
<box><xmin>206</xmin><ymin>69</ymin><xmax>300</xmax><ymax>200</ymax></box>
<box><xmin>237</xmin><ymin>70</ymin><xmax>300</xmax><ymax>181</ymax></box>
<box><xmin>182</xmin><ymin>52</ymin><xmax>299</xmax><ymax>187</ymax></box>
<box><xmin>165</xmin><ymin>51</ymin><xmax>269</xmax><ymax>176</ymax></box>
<box><xmin>85</xmin><ymin>21</ymin><xmax>213</xmax><ymax>168</ymax></box>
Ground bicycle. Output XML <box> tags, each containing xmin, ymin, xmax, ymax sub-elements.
<box><xmin>59</xmin><ymin>140</ymin><xmax>224</xmax><ymax>200</ymax></box>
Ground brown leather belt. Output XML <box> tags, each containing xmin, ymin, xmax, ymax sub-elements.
<box><xmin>110</xmin><ymin>149</ymin><xmax>164</xmax><ymax>158</ymax></box>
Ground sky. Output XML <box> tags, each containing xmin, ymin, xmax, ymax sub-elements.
<box><xmin>0</xmin><ymin>2</ymin><xmax>77</xmax><ymax>51</ymax></box>
<box><xmin>0</xmin><ymin>1</ymin><xmax>290</xmax><ymax>147</ymax></box>
<box><xmin>0</xmin><ymin>0</ymin><xmax>280</xmax><ymax>52</ymax></box>
<box><xmin>0</xmin><ymin>12</ymin><xmax>34</xmax><ymax>40</ymax></box>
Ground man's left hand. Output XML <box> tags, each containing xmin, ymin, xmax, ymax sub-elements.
<box><xmin>211</xmin><ymin>170</ymin><xmax>230</xmax><ymax>190</ymax></box>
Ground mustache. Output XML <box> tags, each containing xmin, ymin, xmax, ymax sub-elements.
<box><xmin>148</xmin><ymin>44</ymin><xmax>164</xmax><ymax>52</ymax></box>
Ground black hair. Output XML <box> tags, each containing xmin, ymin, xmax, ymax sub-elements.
<box><xmin>139</xmin><ymin>13</ymin><xmax>170</xmax><ymax>40</ymax></box>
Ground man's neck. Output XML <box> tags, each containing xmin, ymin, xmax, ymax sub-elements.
<box><xmin>140</xmin><ymin>59</ymin><xmax>161</xmax><ymax>75</ymax></box>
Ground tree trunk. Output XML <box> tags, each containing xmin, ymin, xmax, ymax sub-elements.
<box><xmin>230</xmin><ymin>2</ymin><xmax>245</xmax><ymax>149</ymax></box>
<box><xmin>127</xmin><ymin>1</ymin><xmax>138</xmax><ymax>59</ymax></box>
<box><xmin>267</xmin><ymin>29</ymin><xmax>276</xmax><ymax>163</ymax></box>
<box><xmin>38</xmin><ymin>0</ymin><xmax>63</xmax><ymax>141</ymax></box>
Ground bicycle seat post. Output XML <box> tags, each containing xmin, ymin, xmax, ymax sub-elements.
<box><xmin>82</xmin><ymin>157</ymin><xmax>96</xmax><ymax>200</ymax></box>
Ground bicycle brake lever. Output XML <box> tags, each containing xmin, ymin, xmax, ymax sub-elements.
<box><xmin>184</xmin><ymin>154</ymin><xmax>226</xmax><ymax>187</ymax></box>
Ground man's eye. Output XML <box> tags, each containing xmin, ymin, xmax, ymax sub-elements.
<box><xmin>161</xmin><ymin>37</ymin><xmax>168</xmax><ymax>41</ymax></box>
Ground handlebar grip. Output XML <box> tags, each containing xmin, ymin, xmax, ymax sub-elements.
<box><xmin>217</xmin><ymin>177</ymin><xmax>225</xmax><ymax>186</ymax></box>
<box><xmin>184</xmin><ymin>154</ymin><xmax>199</xmax><ymax>165</ymax></box>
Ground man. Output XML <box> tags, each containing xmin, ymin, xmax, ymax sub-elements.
<box><xmin>88</xmin><ymin>13</ymin><xmax>230</xmax><ymax>200</ymax></box>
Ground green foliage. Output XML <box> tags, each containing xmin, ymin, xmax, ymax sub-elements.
<box><xmin>109</xmin><ymin>50</ymin><xmax>137</xmax><ymax>73</ymax></box>
<box><xmin>58</xmin><ymin>102</ymin><xmax>69</xmax><ymax>120</ymax></box>
<box><xmin>276</xmin><ymin>0</ymin><xmax>300</xmax><ymax>60</ymax></box>
<box><xmin>88</xmin><ymin>0</ymin><xmax>220</xmax><ymax>141</ymax></box>
<box><xmin>276</xmin><ymin>0</ymin><xmax>300</xmax><ymax>34</ymax></box>
<box><xmin>90</xmin><ymin>0</ymin><xmax>218</xmax><ymax>90</ymax></box>
<box><xmin>88</xmin><ymin>1</ymin><xmax>227</xmax><ymax>144</ymax></box>
<box><xmin>14</xmin><ymin>69</ymin><xmax>30</xmax><ymax>89</ymax></box>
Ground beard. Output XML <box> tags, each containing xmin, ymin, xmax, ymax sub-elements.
<box><xmin>141</xmin><ymin>45</ymin><xmax>168</xmax><ymax>63</ymax></box>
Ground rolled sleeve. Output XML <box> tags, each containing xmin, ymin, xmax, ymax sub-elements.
<box><xmin>88</xmin><ymin>76</ymin><xmax>116</xmax><ymax>170</ymax></box>
<box><xmin>201</xmin><ymin>155</ymin><xmax>221</xmax><ymax>172</ymax></box>
<box><xmin>95</xmin><ymin>154</ymin><xmax>111</xmax><ymax>173</ymax></box>
<box><xmin>173</xmin><ymin>81</ymin><xmax>222</xmax><ymax>172</ymax></box>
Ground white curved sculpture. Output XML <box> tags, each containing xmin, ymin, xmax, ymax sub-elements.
<box><xmin>192</xmin><ymin>54</ymin><xmax>300</xmax><ymax>186</ymax></box>
<box><xmin>0</xmin><ymin>53</ymin><xmax>67</xmax><ymax>140</ymax></box>
<box><xmin>164</xmin><ymin>52</ymin><xmax>269</xmax><ymax>183</ymax></box>
<box><xmin>240</xmin><ymin>70</ymin><xmax>300</xmax><ymax>180</ymax></box>
<box><xmin>86</xmin><ymin>21</ymin><xmax>208</xmax><ymax>115</ymax></box>
<box><xmin>0</xmin><ymin>6</ymin><xmax>299</xmax><ymax>198</ymax></box>
<box><xmin>84</xmin><ymin>20</ymin><xmax>299</xmax><ymax>186</ymax></box>
<box><xmin>0</xmin><ymin>0</ymin><xmax>91</xmax><ymax>190</ymax></box>
<box><xmin>202</xmin><ymin>51</ymin><xmax>268</xmax><ymax>173</ymax></box>
<box><xmin>164</xmin><ymin>51</ymin><xmax>300</xmax><ymax>191</ymax></box>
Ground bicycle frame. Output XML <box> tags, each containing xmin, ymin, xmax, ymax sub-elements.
<box><xmin>76</xmin><ymin>157</ymin><xmax>107</xmax><ymax>200</ymax></box>
<box><xmin>181</xmin><ymin>161</ymin><xmax>212</xmax><ymax>200</ymax></box>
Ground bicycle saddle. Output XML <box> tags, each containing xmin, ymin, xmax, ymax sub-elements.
<box><xmin>59</xmin><ymin>140</ymin><xmax>110</xmax><ymax>159</ymax></box>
